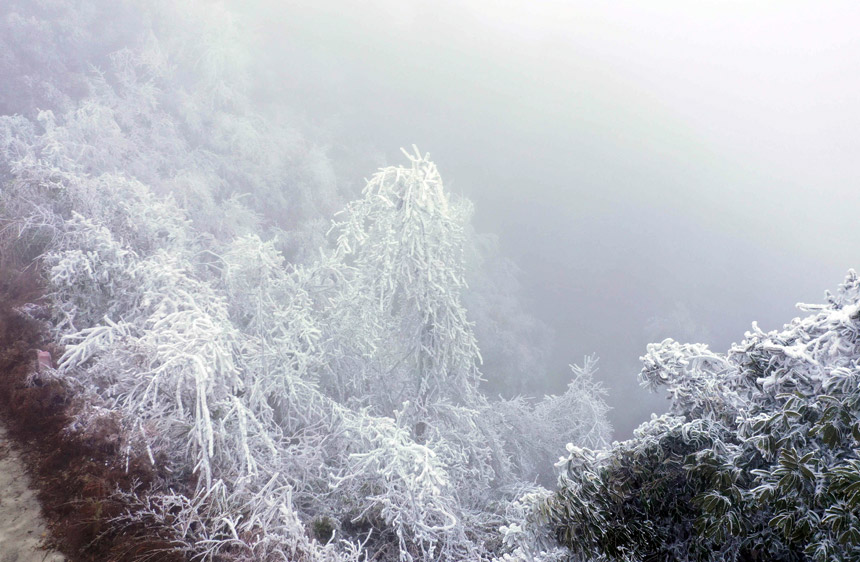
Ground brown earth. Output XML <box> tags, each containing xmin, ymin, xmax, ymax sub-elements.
<box><xmin>0</xmin><ymin>262</ymin><xmax>188</xmax><ymax>562</ymax></box>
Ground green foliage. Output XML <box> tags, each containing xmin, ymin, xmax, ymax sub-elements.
<box><xmin>515</xmin><ymin>271</ymin><xmax>860</xmax><ymax>562</ymax></box>
<box><xmin>312</xmin><ymin>516</ymin><xmax>336</xmax><ymax>543</ymax></box>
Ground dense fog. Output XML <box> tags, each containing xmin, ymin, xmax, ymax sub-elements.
<box><xmin>228</xmin><ymin>0</ymin><xmax>860</xmax><ymax>436</ymax></box>
<box><xmin>2</xmin><ymin>2</ymin><xmax>860</xmax><ymax>560</ymax></box>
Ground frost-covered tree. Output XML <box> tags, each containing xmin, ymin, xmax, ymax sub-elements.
<box><xmin>325</xmin><ymin>147</ymin><xmax>482</xmax><ymax>428</ymax></box>
<box><xmin>0</xmin><ymin>0</ymin><xmax>343</xmax><ymax>261</ymax></box>
<box><xmin>489</xmin><ymin>357</ymin><xmax>611</xmax><ymax>486</ymax></box>
<box><xmin>0</xmin><ymin>2</ymin><xmax>613</xmax><ymax>559</ymax></box>
<box><xmin>318</xmin><ymin>149</ymin><xmax>512</xmax><ymax>545</ymax></box>
<box><xmin>507</xmin><ymin>271</ymin><xmax>860</xmax><ymax>562</ymax></box>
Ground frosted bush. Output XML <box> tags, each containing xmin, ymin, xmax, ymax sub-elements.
<box><xmin>17</xmin><ymin>140</ymin><xmax>613</xmax><ymax>561</ymax></box>
<box><xmin>0</xmin><ymin>4</ymin><xmax>612</xmax><ymax>555</ymax></box>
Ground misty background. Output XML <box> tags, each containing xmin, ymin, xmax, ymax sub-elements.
<box><xmin>3</xmin><ymin>3</ymin><xmax>859</xmax><ymax>557</ymax></box>
<box><xmin>220</xmin><ymin>1</ymin><xmax>860</xmax><ymax>437</ymax></box>
<box><xmin>4</xmin><ymin>0</ymin><xmax>848</xmax><ymax>438</ymax></box>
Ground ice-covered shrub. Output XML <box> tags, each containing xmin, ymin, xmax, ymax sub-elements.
<box><xmin>489</xmin><ymin>357</ymin><xmax>611</xmax><ymax>485</ymax></box>
<box><xmin>514</xmin><ymin>271</ymin><xmax>860</xmax><ymax>562</ymax></box>
<box><xmin>0</xmin><ymin>2</ymin><xmax>612</xmax><ymax>557</ymax></box>
<box><xmin>35</xmin><ymin>150</ymin><xmax>611</xmax><ymax>561</ymax></box>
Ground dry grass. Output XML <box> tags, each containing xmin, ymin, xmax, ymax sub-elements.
<box><xmin>0</xmin><ymin>260</ymin><xmax>189</xmax><ymax>562</ymax></box>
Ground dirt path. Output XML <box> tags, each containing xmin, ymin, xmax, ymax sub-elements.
<box><xmin>0</xmin><ymin>425</ymin><xmax>65</xmax><ymax>562</ymax></box>
<box><xmin>0</xmin><ymin>268</ymin><xmax>186</xmax><ymax>561</ymax></box>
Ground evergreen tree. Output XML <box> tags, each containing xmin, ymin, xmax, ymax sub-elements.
<box><xmin>506</xmin><ymin>271</ymin><xmax>860</xmax><ymax>562</ymax></box>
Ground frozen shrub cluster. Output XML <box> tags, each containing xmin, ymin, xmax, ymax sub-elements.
<box><xmin>509</xmin><ymin>270</ymin><xmax>860</xmax><ymax>561</ymax></box>
<box><xmin>31</xmin><ymin>150</ymin><xmax>611</xmax><ymax>561</ymax></box>
<box><xmin>0</xmin><ymin>2</ymin><xmax>612</xmax><ymax>560</ymax></box>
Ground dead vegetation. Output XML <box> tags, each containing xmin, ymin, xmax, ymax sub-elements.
<box><xmin>0</xmin><ymin>260</ymin><xmax>189</xmax><ymax>562</ymax></box>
